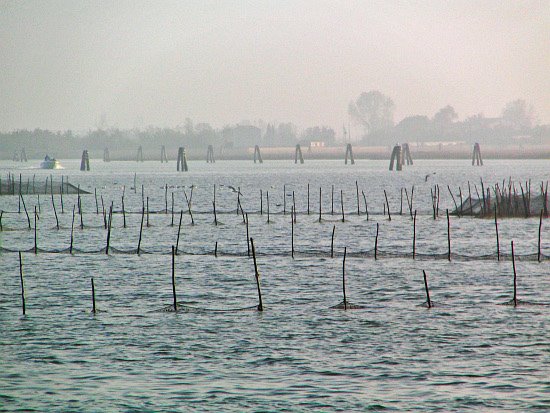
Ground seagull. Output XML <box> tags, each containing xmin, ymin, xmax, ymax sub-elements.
<box><xmin>425</xmin><ymin>172</ymin><xmax>436</xmax><ymax>182</ymax></box>
<box><xmin>227</xmin><ymin>185</ymin><xmax>243</xmax><ymax>196</ymax></box>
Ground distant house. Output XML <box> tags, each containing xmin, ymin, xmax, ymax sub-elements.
<box><xmin>309</xmin><ymin>141</ymin><xmax>326</xmax><ymax>148</ymax></box>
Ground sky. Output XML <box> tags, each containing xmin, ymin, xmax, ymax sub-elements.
<box><xmin>0</xmin><ymin>0</ymin><xmax>549</xmax><ymax>135</ymax></box>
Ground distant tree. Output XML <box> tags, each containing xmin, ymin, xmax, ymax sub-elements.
<box><xmin>501</xmin><ymin>99</ymin><xmax>534</xmax><ymax>130</ymax></box>
<box><xmin>348</xmin><ymin>91</ymin><xmax>395</xmax><ymax>137</ymax></box>
<box><xmin>433</xmin><ymin>105</ymin><xmax>458</xmax><ymax>125</ymax></box>
<box><xmin>276</xmin><ymin>122</ymin><xmax>297</xmax><ymax>145</ymax></box>
<box><xmin>394</xmin><ymin>116</ymin><xmax>431</xmax><ymax>141</ymax></box>
<box><xmin>300</xmin><ymin>126</ymin><xmax>336</xmax><ymax>145</ymax></box>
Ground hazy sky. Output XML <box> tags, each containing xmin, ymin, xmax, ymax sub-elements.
<box><xmin>1</xmin><ymin>0</ymin><xmax>549</xmax><ymax>133</ymax></box>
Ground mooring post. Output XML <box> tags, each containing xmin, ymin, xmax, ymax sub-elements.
<box><xmin>249</xmin><ymin>237</ymin><xmax>264</xmax><ymax>311</ymax></box>
<box><xmin>19</xmin><ymin>251</ymin><xmax>25</xmax><ymax>315</ymax></box>
<box><xmin>214</xmin><ymin>241</ymin><xmax>218</xmax><ymax>257</ymax></box>
<box><xmin>342</xmin><ymin>247</ymin><xmax>348</xmax><ymax>310</ymax></box>
<box><xmin>91</xmin><ymin>277</ymin><xmax>96</xmax><ymax>314</ymax></box>
<box><xmin>422</xmin><ymin>270</ymin><xmax>432</xmax><ymax>308</ymax></box>
<box><xmin>295</xmin><ymin>144</ymin><xmax>304</xmax><ymax>164</ymax></box>
<box><xmin>146</xmin><ymin>197</ymin><xmax>150</xmax><ymax>227</ymax></box>
<box><xmin>259</xmin><ymin>189</ymin><xmax>263</xmax><ymax>215</ymax></box>
<box><xmin>362</xmin><ymin>190</ymin><xmax>369</xmax><ymax>220</ymax></box>
<box><xmin>20</xmin><ymin>194</ymin><xmax>31</xmax><ymax>229</ymax></box>
<box><xmin>374</xmin><ymin>223</ymin><xmax>379</xmax><ymax>260</ymax></box>
<box><xmin>51</xmin><ymin>191</ymin><xmax>59</xmax><ymax>230</ymax></box>
<box><xmin>446</xmin><ymin>209</ymin><xmax>451</xmax><ymax>261</ymax></box>
<box><xmin>331</xmin><ymin>225</ymin><xmax>335</xmax><ymax>258</ymax></box>
<box><xmin>283</xmin><ymin>185</ymin><xmax>286</xmax><ymax>215</ymax></box>
<box><xmin>413</xmin><ymin>210</ymin><xmax>417</xmax><ymax>259</ymax></box>
<box><xmin>171</xmin><ymin>245</ymin><xmax>177</xmax><ymax>312</ymax></box>
<box><xmin>356</xmin><ymin>181</ymin><xmax>360</xmax><ymax>215</ymax></box>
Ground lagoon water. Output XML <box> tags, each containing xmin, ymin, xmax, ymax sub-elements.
<box><xmin>1</xmin><ymin>159</ymin><xmax>549</xmax><ymax>411</ymax></box>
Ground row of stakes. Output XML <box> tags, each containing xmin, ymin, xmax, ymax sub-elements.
<box><xmin>86</xmin><ymin>142</ymin><xmax>484</xmax><ymax>170</ymax></box>
<box><xmin>2</xmin><ymin>178</ymin><xmax>549</xmax><ymax>263</ymax></box>
<box><xmin>14</xmin><ymin>236</ymin><xmax>526</xmax><ymax>317</ymax></box>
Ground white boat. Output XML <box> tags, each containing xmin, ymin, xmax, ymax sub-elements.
<box><xmin>40</xmin><ymin>155</ymin><xmax>63</xmax><ymax>169</ymax></box>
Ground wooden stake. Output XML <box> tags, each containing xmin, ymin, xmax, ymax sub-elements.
<box><xmin>250</xmin><ymin>237</ymin><xmax>263</xmax><ymax>311</ymax></box>
<box><xmin>175</xmin><ymin>210</ymin><xmax>183</xmax><ymax>255</ymax></box>
<box><xmin>446</xmin><ymin>209</ymin><xmax>451</xmax><ymax>261</ymax></box>
<box><xmin>331</xmin><ymin>185</ymin><xmax>334</xmax><ymax>215</ymax></box>
<box><xmin>330</xmin><ymin>224</ymin><xmax>337</xmax><ymax>259</ymax></box>
<box><xmin>51</xmin><ymin>191</ymin><xmax>59</xmax><ymax>230</ymax></box>
<box><xmin>318</xmin><ymin>187</ymin><xmax>322</xmax><ymax>223</ymax></box>
<box><xmin>538</xmin><ymin>209</ymin><xmax>543</xmax><ymax>262</ymax></box>
<box><xmin>384</xmin><ymin>190</ymin><xmax>391</xmax><ymax>221</ymax></box>
<box><xmin>122</xmin><ymin>196</ymin><xmax>127</xmax><ymax>228</ymax></box>
<box><xmin>267</xmin><ymin>190</ymin><xmax>270</xmax><ymax>223</ymax></box>
<box><xmin>95</xmin><ymin>188</ymin><xmax>99</xmax><ymax>214</ymax></box>
<box><xmin>260</xmin><ymin>189</ymin><xmax>263</xmax><ymax>215</ymax></box>
<box><xmin>307</xmin><ymin>183</ymin><xmax>310</xmax><ymax>215</ymax></box>
<box><xmin>374</xmin><ymin>223</ymin><xmax>379</xmax><ymax>260</ymax></box>
<box><xmin>70</xmin><ymin>205</ymin><xmax>75</xmax><ymax>254</ymax></box>
<box><xmin>20</xmin><ymin>194</ymin><xmax>31</xmax><ymax>229</ymax></box>
<box><xmin>413</xmin><ymin>210</ymin><xmax>417</xmax><ymax>259</ymax></box>
<box><xmin>291</xmin><ymin>207</ymin><xmax>294</xmax><ymax>259</ymax></box>
<box><xmin>137</xmin><ymin>207</ymin><xmax>144</xmax><ymax>255</ymax></box>
<box><xmin>362</xmin><ymin>190</ymin><xmax>369</xmax><ymax>220</ymax></box>
<box><xmin>19</xmin><ymin>251</ymin><xmax>25</xmax><ymax>315</ymax></box>
<box><xmin>340</xmin><ymin>190</ymin><xmax>345</xmax><ymax>222</ymax></box>
<box><xmin>34</xmin><ymin>206</ymin><xmax>37</xmax><ymax>254</ymax></box>
<box><xmin>246</xmin><ymin>213</ymin><xmax>250</xmax><ymax>257</ymax></box>
<box><xmin>342</xmin><ymin>246</ymin><xmax>348</xmax><ymax>310</ymax></box>
<box><xmin>214</xmin><ymin>241</ymin><xmax>218</xmax><ymax>257</ymax></box>
<box><xmin>91</xmin><ymin>277</ymin><xmax>96</xmax><ymax>314</ymax></box>
<box><xmin>146</xmin><ymin>197</ymin><xmax>150</xmax><ymax>227</ymax></box>
<box><xmin>495</xmin><ymin>206</ymin><xmax>500</xmax><ymax>261</ymax></box>
<box><xmin>511</xmin><ymin>240</ymin><xmax>517</xmax><ymax>307</ymax></box>
<box><xmin>106</xmin><ymin>205</ymin><xmax>112</xmax><ymax>254</ymax></box>
<box><xmin>171</xmin><ymin>192</ymin><xmax>174</xmax><ymax>226</ymax></box>
<box><xmin>423</xmin><ymin>270</ymin><xmax>432</xmax><ymax>308</ymax></box>
<box><xmin>172</xmin><ymin>245</ymin><xmax>177</xmax><ymax>312</ymax></box>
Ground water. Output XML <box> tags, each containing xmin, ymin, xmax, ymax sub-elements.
<box><xmin>1</xmin><ymin>159</ymin><xmax>549</xmax><ymax>412</ymax></box>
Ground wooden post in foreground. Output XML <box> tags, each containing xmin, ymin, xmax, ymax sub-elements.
<box><xmin>19</xmin><ymin>251</ymin><xmax>26</xmax><ymax>315</ymax></box>
<box><xmin>423</xmin><ymin>270</ymin><xmax>432</xmax><ymax>308</ymax></box>
<box><xmin>250</xmin><ymin>237</ymin><xmax>263</xmax><ymax>311</ymax></box>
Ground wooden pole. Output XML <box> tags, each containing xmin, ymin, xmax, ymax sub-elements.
<box><xmin>260</xmin><ymin>189</ymin><xmax>263</xmax><ymax>215</ymax></box>
<box><xmin>340</xmin><ymin>190</ymin><xmax>345</xmax><ymax>222</ymax></box>
<box><xmin>95</xmin><ymin>188</ymin><xmax>99</xmax><ymax>214</ymax></box>
<box><xmin>20</xmin><ymin>194</ymin><xmax>31</xmax><ymax>229</ymax></box>
<box><xmin>165</xmin><ymin>184</ymin><xmax>168</xmax><ymax>214</ymax></box>
<box><xmin>423</xmin><ymin>270</ymin><xmax>432</xmax><ymax>308</ymax></box>
<box><xmin>60</xmin><ymin>186</ymin><xmax>64</xmax><ymax>214</ymax></box>
<box><xmin>307</xmin><ymin>183</ymin><xmax>310</xmax><ymax>215</ymax></box>
<box><xmin>413</xmin><ymin>210</ymin><xmax>417</xmax><ymax>259</ymax></box>
<box><xmin>19</xmin><ymin>251</ymin><xmax>25</xmax><ymax>315</ymax></box>
<box><xmin>122</xmin><ymin>196</ymin><xmax>126</xmax><ymax>228</ymax></box>
<box><xmin>106</xmin><ymin>205</ymin><xmax>112</xmax><ymax>254</ymax></box>
<box><xmin>446</xmin><ymin>209</ymin><xmax>451</xmax><ymax>261</ymax></box>
<box><xmin>70</xmin><ymin>205</ymin><xmax>75</xmax><ymax>254</ymax></box>
<box><xmin>34</xmin><ymin>206</ymin><xmax>37</xmax><ymax>254</ymax></box>
<box><xmin>383</xmin><ymin>190</ymin><xmax>391</xmax><ymax>221</ymax></box>
<box><xmin>250</xmin><ymin>238</ymin><xmax>264</xmax><ymax>311</ymax></box>
<box><xmin>171</xmin><ymin>192</ymin><xmax>174</xmax><ymax>226</ymax></box>
<box><xmin>538</xmin><ymin>210</ymin><xmax>543</xmax><ymax>262</ymax></box>
<box><xmin>146</xmin><ymin>197</ymin><xmax>150</xmax><ymax>227</ymax></box>
<box><xmin>400</xmin><ymin>188</ymin><xmax>403</xmax><ymax>215</ymax></box>
<box><xmin>172</xmin><ymin>245</ymin><xmax>177</xmax><ymax>312</ymax></box>
<box><xmin>137</xmin><ymin>207</ymin><xmax>144</xmax><ymax>255</ymax></box>
<box><xmin>291</xmin><ymin>207</ymin><xmax>294</xmax><ymax>259</ymax></box>
<box><xmin>51</xmin><ymin>191</ymin><xmax>59</xmax><ymax>230</ymax></box>
<box><xmin>214</xmin><ymin>241</ymin><xmax>218</xmax><ymax>257</ymax></box>
<box><xmin>318</xmin><ymin>187</ymin><xmax>322</xmax><ymax>223</ymax></box>
<box><xmin>175</xmin><ymin>210</ymin><xmax>183</xmax><ymax>255</ymax></box>
<box><xmin>91</xmin><ymin>277</ymin><xmax>96</xmax><ymax>314</ymax></box>
<box><xmin>292</xmin><ymin>191</ymin><xmax>296</xmax><ymax>223</ymax></box>
<box><xmin>511</xmin><ymin>240</ymin><xmax>517</xmax><ymax>307</ymax></box>
<box><xmin>331</xmin><ymin>225</ymin><xmax>336</xmax><ymax>258</ymax></box>
<box><xmin>374</xmin><ymin>223</ymin><xmax>379</xmax><ymax>260</ymax></box>
<box><xmin>283</xmin><ymin>185</ymin><xmax>286</xmax><ymax>215</ymax></box>
<box><xmin>267</xmin><ymin>190</ymin><xmax>270</xmax><ymax>223</ymax></box>
<box><xmin>342</xmin><ymin>247</ymin><xmax>347</xmax><ymax>310</ymax></box>
<box><xmin>495</xmin><ymin>207</ymin><xmax>500</xmax><ymax>261</ymax></box>
<box><xmin>362</xmin><ymin>190</ymin><xmax>369</xmax><ymax>220</ymax></box>
<box><xmin>246</xmin><ymin>213</ymin><xmax>250</xmax><ymax>257</ymax></box>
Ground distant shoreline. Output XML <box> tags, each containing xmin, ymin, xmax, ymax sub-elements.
<box><xmin>4</xmin><ymin>143</ymin><xmax>550</xmax><ymax>161</ymax></box>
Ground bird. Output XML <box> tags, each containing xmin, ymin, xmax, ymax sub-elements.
<box><xmin>425</xmin><ymin>172</ymin><xmax>436</xmax><ymax>182</ymax></box>
<box><xmin>227</xmin><ymin>185</ymin><xmax>243</xmax><ymax>196</ymax></box>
